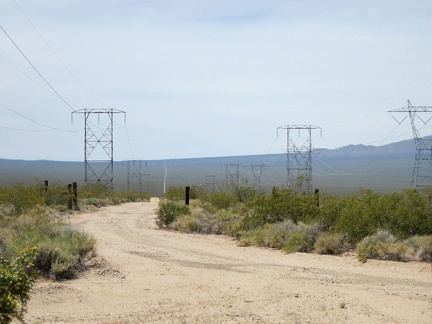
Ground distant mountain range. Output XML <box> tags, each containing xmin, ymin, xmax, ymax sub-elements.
<box><xmin>0</xmin><ymin>137</ymin><xmax>421</xmax><ymax>195</ymax></box>
<box><xmin>316</xmin><ymin>137</ymin><xmax>415</xmax><ymax>157</ymax></box>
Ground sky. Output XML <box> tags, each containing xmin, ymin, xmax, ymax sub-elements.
<box><xmin>0</xmin><ymin>0</ymin><xmax>431</xmax><ymax>161</ymax></box>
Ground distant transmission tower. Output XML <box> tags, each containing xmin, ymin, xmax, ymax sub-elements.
<box><xmin>277</xmin><ymin>125</ymin><xmax>322</xmax><ymax>193</ymax></box>
<box><xmin>244</xmin><ymin>163</ymin><xmax>268</xmax><ymax>190</ymax></box>
<box><xmin>126</xmin><ymin>160</ymin><xmax>143</xmax><ymax>193</ymax></box>
<box><xmin>72</xmin><ymin>109</ymin><xmax>126</xmax><ymax>188</ymax></box>
<box><xmin>389</xmin><ymin>100</ymin><xmax>432</xmax><ymax>188</ymax></box>
<box><xmin>225</xmin><ymin>163</ymin><xmax>240</xmax><ymax>188</ymax></box>
<box><xmin>205</xmin><ymin>175</ymin><xmax>216</xmax><ymax>192</ymax></box>
<box><xmin>142</xmin><ymin>173</ymin><xmax>151</xmax><ymax>193</ymax></box>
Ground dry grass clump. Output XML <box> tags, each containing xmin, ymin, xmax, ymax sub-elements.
<box><xmin>404</xmin><ymin>235</ymin><xmax>432</xmax><ymax>262</ymax></box>
<box><xmin>314</xmin><ymin>232</ymin><xmax>351</xmax><ymax>255</ymax></box>
<box><xmin>238</xmin><ymin>220</ymin><xmax>321</xmax><ymax>253</ymax></box>
<box><xmin>168</xmin><ymin>203</ymin><xmax>242</xmax><ymax>236</ymax></box>
<box><xmin>0</xmin><ymin>205</ymin><xmax>96</xmax><ymax>280</ymax></box>
<box><xmin>356</xmin><ymin>230</ymin><xmax>407</xmax><ymax>262</ymax></box>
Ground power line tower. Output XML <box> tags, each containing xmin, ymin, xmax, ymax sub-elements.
<box><xmin>205</xmin><ymin>175</ymin><xmax>216</xmax><ymax>192</ymax></box>
<box><xmin>389</xmin><ymin>100</ymin><xmax>432</xmax><ymax>188</ymax></box>
<box><xmin>244</xmin><ymin>163</ymin><xmax>268</xmax><ymax>190</ymax></box>
<box><xmin>72</xmin><ymin>109</ymin><xmax>126</xmax><ymax>188</ymax></box>
<box><xmin>126</xmin><ymin>160</ymin><xmax>143</xmax><ymax>193</ymax></box>
<box><xmin>277</xmin><ymin>125</ymin><xmax>322</xmax><ymax>194</ymax></box>
<box><xmin>142</xmin><ymin>173</ymin><xmax>151</xmax><ymax>193</ymax></box>
<box><xmin>224</xmin><ymin>163</ymin><xmax>240</xmax><ymax>188</ymax></box>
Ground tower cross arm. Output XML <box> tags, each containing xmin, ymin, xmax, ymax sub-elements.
<box><xmin>388</xmin><ymin>106</ymin><xmax>432</xmax><ymax>113</ymax></box>
<box><xmin>388</xmin><ymin>100</ymin><xmax>432</xmax><ymax>113</ymax></box>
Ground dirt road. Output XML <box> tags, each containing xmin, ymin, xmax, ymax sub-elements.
<box><xmin>24</xmin><ymin>199</ymin><xmax>432</xmax><ymax>323</ymax></box>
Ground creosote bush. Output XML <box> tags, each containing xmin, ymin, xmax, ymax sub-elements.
<box><xmin>156</xmin><ymin>200</ymin><xmax>190</xmax><ymax>228</ymax></box>
<box><xmin>0</xmin><ymin>247</ymin><xmax>37</xmax><ymax>324</ymax></box>
<box><xmin>282</xmin><ymin>231</ymin><xmax>314</xmax><ymax>254</ymax></box>
<box><xmin>158</xmin><ymin>186</ymin><xmax>432</xmax><ymax>263</ymax></box>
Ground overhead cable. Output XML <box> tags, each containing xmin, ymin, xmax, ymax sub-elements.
<box><xmin>0</xmin><ymin>25</ymin><xmax>76</xmax><ymax>111</ymax></box>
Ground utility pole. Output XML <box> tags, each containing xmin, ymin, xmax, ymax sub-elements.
<box><xmin>389</xmin><ymin>100</ymin><xmax>432</xmax><ymax>188</ymax></box>
<box><xmin>277</xmin><ymin>125</ymin><xmax>322</xmax><ymax>194</ymax></box>
<box><xmin>72</xmin><ymin>108</ymin><xmax>126</xmax><ymax>188</ymax></box>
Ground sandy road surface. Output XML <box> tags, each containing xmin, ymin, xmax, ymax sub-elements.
<box><xmin>24</xmin><ymin>198</ymin><xmax>432</xmax><ymax>323</ymax></box>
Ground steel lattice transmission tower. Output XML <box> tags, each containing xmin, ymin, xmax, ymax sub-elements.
<box><xmin>244</xmin><ymin>163</ymin><xmax>268</xmax><ymax>190</ymax></box>
<box><xmin>205</xmin><ymin>175</ymin><xmax>216</xmax><ymax>192</ymax></box>
<box><xmin>389</xmin><ymin>100</ymin><xmax>432</xmax><ymax>188</ymax></box>
<box><xmin>72</xmin><ymin>109</ymin><xmax>126</xmax><ymax>188</ymax></box>
<box><xmin>126</xmin><ymin>160</ymin><xmax>143</xmax><ymax>193</ymax></box>
<box><xmin>277</xmin><ymin>125</ymin><xmax>322</xmax><ymax>193</ymax></box>
<box><xmin>225</xmin><ymin>163</ymin><xmax>240</xmax><ymax>188</ymax></box>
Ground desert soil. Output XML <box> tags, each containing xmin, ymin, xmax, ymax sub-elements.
<box><xmin>23</xmin><ymin>198</ymin><xmax>432</xmax><ymax>323</ymax></box>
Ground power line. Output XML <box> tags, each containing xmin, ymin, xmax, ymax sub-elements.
<box><xmin>11</xmin><ymin>0</ymin><xmax>105</xmax><ymax>107</ymax></box>
<box><xmin>320</xmin><ymin>79</ymin><xmax>432</xmax><ymax>126</ymax></box>
<box><xmin>0</xmin><ymin>102</ymin><xmax>76</xmax><ymax>132</ymax></box>
<box><xmin>0</xmin><ymin>25</ymin><xmax>76</xmax><ymax>111</ymax></box>
<box><xmin>0</xmin><ymin>53</ymin><xmax>50</xmax><ymax>91</ymax></box>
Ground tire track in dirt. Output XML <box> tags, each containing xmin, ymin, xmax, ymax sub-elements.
<box><xmin>24</xmin><ymin>199</ymin><xmax>432</xmax><ymax>323</ymax></box>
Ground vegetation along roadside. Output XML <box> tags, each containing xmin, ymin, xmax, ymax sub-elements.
<box><xmin>158</xmin><ymin>185</ymin><xmax>432</xmax><ymax>263</ymax></box>
<box><xmin>0</xmin><ymin>182</ymin><xmax>150</xmax><ymax>323</ymax></box>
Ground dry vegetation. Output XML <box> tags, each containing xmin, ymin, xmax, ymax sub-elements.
<box><xmin>159</xmin><ymin>185</ymin><xmax>432</xmax><ymax>263</ymax></box>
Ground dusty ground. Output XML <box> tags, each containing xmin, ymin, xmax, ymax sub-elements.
<box><xmin>23</xmin><ymin>198</ymin><xmax>432</xmax><ymax>323</ymax></box>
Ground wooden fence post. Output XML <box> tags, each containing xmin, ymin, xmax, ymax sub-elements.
<box><xmin>72</xmin><ymin>182</ymin><xmax>78</xmax><ymax>210</ymax></box>
<box><xmin>67</xmin><ymin>184</ymin><xmax>73</xmax><ymax>210</ymax></box>
<box><xmin>315</xmin><ymin>188</ymin><xmax>320</xmax><ymax>207</ymax></box>
<box><xmin>185</xmin><ymin>186</ymin><xmax>190</xmax><ymax>205</ymax></box>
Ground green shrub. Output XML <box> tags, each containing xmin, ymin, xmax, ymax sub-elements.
<box><xmin>169</xmin><ymin>215</ymin><xmax>200</xmax><ymax>233</ymax></box>
<box><xmin>156</xmin><ymin>200</ymin><xmax>190</xmax><ymax>228</ymax></box>
<box><xmin>261</xmin><ymin>221</ymin><xmax>300</xmax><ymax>249</ymax></box>
<box><xmin>35</xmin><ymin>243</ymin><xmax>76</xmax><ymax>279</ymax></box>
<box><xmin>1</xmin><ymin>207</ymin><xmax>96</xmax><ymax>280</ymax></box>
<box><xmin>209</xmin><ymin>191</ymin><xmax>239</xmax><ymax>210</ymax></box>
<box><xmin>314</xmin><ymin>232</ymin><xmax>350</xmax><ymax>255</ymax></box>
<box><xmin>390</xmin><ymin>189</ymin><xmax>432</xmax><ymax>238</ymax></box>
<box><xmin>233</xmin><ymin>185</ymin><xmax>258</xmax><ymax>203</ymax></box>
<box><xmin>240</xmin><ymin>188</ymin><xmax>319</xmax><ymax>230</ymax></box>
<box><xmin>79</xmin><ymin>183</ymin><xmax>113</xmax><ymax>199</ymax></box>
<box><xmin>0</xmin><ymin>247</ymin><xmax>37</xmax><ymax>324</ymax></box>
<box><xmin>238</xmin><ymin>228</ymin><xmax>266</xmax><ymax>247</ymax></box>
<box><xmin>0</xmin><ymin>184</ymin><xmax>44</xmax><ymax>216</ymax></box>
<box><xmin>163</xmin><ymin>186</ymin><xmax>203</xmax><ymax>201</ymax></box>
<box><xmin>282</xmin><ymin>231</ymin><xmax>314</xmax><ymax>254</ymax></box>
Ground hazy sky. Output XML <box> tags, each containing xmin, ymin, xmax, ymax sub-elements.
<box><xmin>1</xmin><ymin>0</ymin><xmax>431</xmax><ymax>161</ymax></box>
